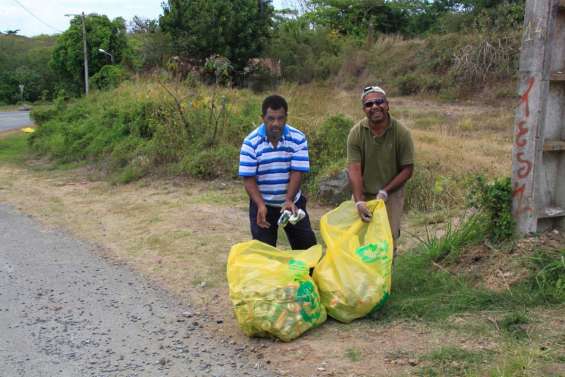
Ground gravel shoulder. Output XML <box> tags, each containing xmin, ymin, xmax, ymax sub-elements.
<box><xmin>0</xmin><ymin>204</ymin><xmax>274</xmax><ymax>377</ymax></box>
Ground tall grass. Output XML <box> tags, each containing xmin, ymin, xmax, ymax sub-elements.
<box><xmin>381</xmin><ymin>214</ymin><xmax>565</xmax><ymax>321</ymax></box>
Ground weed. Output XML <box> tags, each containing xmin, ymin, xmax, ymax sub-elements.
<box><xmin>498</xmin><ymin>312</ymin><xmax>529</xmax><ymax>340</ymax></box>
<box><xmin>487</xmin><ymin>344</ymin><xmax>546</xmax><ymax>377</ymax></box>
<box><xmin>404</xmin><ymin>162</ymin><xmax>466</xmax><ymax>212</ymax></box>
<box><xmin>344</xmin><ymin>347</ymin><xmax>362</xmax><ymax>362</ymax></box>
<box><xmin>524</xmin><ymin>249</ymin><xmax>565</xmax><ymax>304</ymax></box>
<box><xmin>467</xmin><ymin>175</ymin><xmax>514</xmax><ymax>243</ymax></box>
<box><xmin>422</xmin><ymin>213</ymin><xmax>486</xmax><ymax>262</ymax></box>
<box><xmin>419</xmin><ymin>346</ymin><xmax>490</xmax><ymax>377</ymax></box>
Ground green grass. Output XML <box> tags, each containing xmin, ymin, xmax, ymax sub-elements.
<box><xmin>0</xmin><ymin>133</ymin><xmax>29</xmax><ymax>164</ymax></box>
<box><xmin>344</xmin><ymin>347</ymin><xmax>362</xmax><ymax>362</ymax></box>
<box><xmin>379</xmin><ymin>214</ymin><xmax>565</xmax><ymax>322</ymax></box>
<box><xmin>498</xmin><ymin>311</ymin><xmax>529</xmax><ymax>340</ymax></box>
<box><xmin>418</xmin><ymin>346</ymin><xmax>491</xmax><ymax>377</ymax></box>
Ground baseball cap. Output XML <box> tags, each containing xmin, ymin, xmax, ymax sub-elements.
<box><xmin>361</xmin><ymin>85</ymin><xmax>386</xmax><ymax>99</ymax></box>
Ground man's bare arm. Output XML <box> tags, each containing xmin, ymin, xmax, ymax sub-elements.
<box><xmin>243</xmin><ymin>176</ymin><xmax>270</xmax><ymax>228</ymax></box>
<box><xmin>347</xmin><ymin>162</ymin><xmax>365</xmax><ymax>202</ymax></box>
<box><xmin>382</xmin><ymin>164</ymin><xmax>414</xmax><ymax>194</ymax></box>
<box><xmin>283</xmin><ymin>171</ymin><xmax>302</xmax><ymax>213</ymax></box>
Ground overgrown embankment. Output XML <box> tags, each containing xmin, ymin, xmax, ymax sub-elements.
<box><xmin>29</xmin><ymin>79</ymin><xmax>513</xmax><ymax>212</ymax></box>
<box><xmin>273</xmin><ymin>30</ymin><xmax>522</xmax><ymax>101</ymax></box>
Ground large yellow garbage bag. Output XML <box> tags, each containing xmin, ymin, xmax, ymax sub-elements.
<box><xmin>227</xmin><ymin>240</ymin><xmax>327</xmax><ymax>342</ymax></box>
<box><xmin>313</xmin><ymin>199</ymin><xmax>393</xmax><ymax>323</ymax></box>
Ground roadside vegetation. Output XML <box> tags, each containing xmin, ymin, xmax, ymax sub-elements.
<box><xmin>2</xmin><ymin>105</ymin><xmax>563</xmax><ymax>377</ymax></box>
<box><xmin>2</xmin><ymin>1</ymin><xmax>563</xmax><ymax>376</ymax></box>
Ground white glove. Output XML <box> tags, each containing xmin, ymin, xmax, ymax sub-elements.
<box><xmin>376</xmin><ymin>190</ymin><xmax>388</xmax><ymax>202</ymax></box>
<box><xmin>355</xmin><ymin>201</ymin><xmax>372</xmax><ymax>222</ymax></box>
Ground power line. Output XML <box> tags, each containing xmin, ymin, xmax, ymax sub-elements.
<box><xmin>10</xmin><ymin>0</ymin><xmax>64</xmax><ymax>33</ymax></box>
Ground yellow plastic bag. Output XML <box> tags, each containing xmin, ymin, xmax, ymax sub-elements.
<box><xmin>227</xmin><ymin>240</ymin><xmax>326</xmax><ymax>342</ymax></box>
<box><xmin>313</xmin><ymin>199</ymin><xmax>393</xmax><ymax>323</ymax></box>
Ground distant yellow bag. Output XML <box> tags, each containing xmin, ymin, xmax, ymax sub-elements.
<box><xmin>227</xmin><ymin>240</ymin><xmax>326</xmax><ymax>342</ymax></box>
<box><xmin>313</xmin><ymin>199</ymin><xmax>393</xmax><ymax>323</ymax></box>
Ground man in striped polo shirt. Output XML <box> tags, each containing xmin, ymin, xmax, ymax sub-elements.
<box><xmin>239</xmin><ymin>95</ymin><xmax>317</xmax><ymax>250</ymax></box>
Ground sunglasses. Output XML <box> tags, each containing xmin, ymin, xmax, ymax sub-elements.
<box><xmin>363</xmin><ymin>98</ymin><xmax>386</xmax><ymax>108</ymax></box>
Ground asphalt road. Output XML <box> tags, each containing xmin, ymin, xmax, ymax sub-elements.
<box><xmin>0</xmin><ymin>204</ymin><xmax>275</xmax><ymax>377</ymax></box>
<box><xmin>0</xmin><ymin>111</ymin><xmax>32</xmax><ymax>132</ymax></box>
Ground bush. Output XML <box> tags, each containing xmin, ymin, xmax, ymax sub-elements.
<box><xmin>395</xmin><ymin>73</ymin><xmax>422</xmax><ymax>96</ymax></box>
<box><xmin>310</xmin><ymin>114</ymin><xmax>353</xmax><ymax>165</ymax></box>
<box><xmin>29</xmin><ymin>81</ymin><xmax>258</xmax><ymax>183</ymax></box>
<box><xmin>243</xmin><ymin>64</ymin><xmax>279</xmax><ymax>93</ymax></box>
<box><xmin>268</xmin><ymin>22</ymin><xmax>343</xmax><ymax>83</ymax></box>
<box><xmin>404</xmin><ymin>162</ymin><xmax>464</xmax><ymax>212</ymax></box>
<box><xmin>467</xmin><ymin>176</ymin><xmax>515</xmax><ymax>243</ymax></box>
<box><xmin>91</xmin><ymin>65</ymin><xmax>129</xmax><ymax>90</ymax></box>
<box><xmin>179</xmin><ymin>144</ymin><xmax>239</xmax><ymax>179</ymax></box>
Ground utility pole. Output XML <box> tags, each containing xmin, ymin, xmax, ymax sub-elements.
<box><xmin>81</xmin><ymin>12</ymin><xmax>89</xmax><ymax>95</ymax></box>
<box><xmin>18</xmin><ymin>84</ymin><xmax>24</xmax><ymax>102</ymax></box>
<box><xmin>512</xmin><ymin>0</ymin><xmax>565</xmax><ymax>234</ymax></box>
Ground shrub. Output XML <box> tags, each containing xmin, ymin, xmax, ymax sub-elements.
<box><xmin>404</xmin><ymin>162</ymin><xmax>462</xmax><ymax>212</ymax></box>
<box><xmin>309</xmin><ymin>114</ymin><xmax>352</xmax><ymax>173</ymax></box>
<box><xmin>395</xmin><ymin>73</ymin><xmax>422</xmax><ymax>95</ymax></box>
<box><xmin>467</xmin><ymin>175</ymin><xmax>515</xmax><ymax>243</ymax></box>
<box><xmin>243</xmin><ymin>64</ymin><xmax>279</xmax><ymax>93</ymax></box>
<box><xmin>179</xmin><ymin>144</ymin><xmax>239</xmax><ymax>179</ymax></box>
<box><xmin>91</xmin><ymin>65</ymin><xmax>129</xmax><ymax>90</ymax></box>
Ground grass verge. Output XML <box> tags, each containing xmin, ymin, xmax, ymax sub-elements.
<box><xmin>381</xmin><ymin>214</ymin><xmax>565</xmax><ymax>321</ymax></box>
<box><xmin>0</xmin><ymin>132</ymin><xmax>29</xmax><ymax>164</ymax></box>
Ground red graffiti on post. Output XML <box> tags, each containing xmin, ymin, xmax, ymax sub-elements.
<box><xmin>520</xmin><ymin>77</ymin><xmax>535</xmax><ymax>118</ymax></box>
<box><xmin>512</xmin><ymin>77</ymin><xmax>535</xmax><ymax>216</ymax></box>
<box><xmin>512</xmin><ymin>183</ymin><xmax>531</xmax><ymax>215</ymax></box>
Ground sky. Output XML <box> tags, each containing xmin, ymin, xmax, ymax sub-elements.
<box><xmin>1</xmin><ymin>0</ymin><xmax>298</xmax><ymax>37</ymax></box>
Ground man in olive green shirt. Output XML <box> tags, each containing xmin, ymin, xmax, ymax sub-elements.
<box><xmin>347</xmin><ymin>85</ymin><xmax>414</xmax><ymax>250</ymax></box>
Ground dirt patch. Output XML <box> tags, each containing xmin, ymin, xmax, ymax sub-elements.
<box><xmin>444</xmin><ymin>232</ymin><xmax>564</xmax><ymax>292</ymax></box>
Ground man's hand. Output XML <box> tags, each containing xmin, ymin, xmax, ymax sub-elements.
<box><xmin>256</xmin><ymin>204</ymin><xmax>270</xmax><ymax>229</ymax></box>
<box><xmin>355</xmin><ymin>201</ymin><xmax>372</xmax><ymax>222</ymax></box>
<box><xmin>376</xmin><ymin>189</ymin><xmax>388</xmax><ymax>202</ymax></box>
<box><xmin>282</xmin><ymin>199</ymin><xmax>298</xmax><ymax>215</ymax></box>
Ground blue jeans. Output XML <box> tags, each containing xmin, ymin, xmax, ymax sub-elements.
<box><xmin>249</xmin><ymin>195</ymin><xmax>317</xmax><ymax>250</ymax></box>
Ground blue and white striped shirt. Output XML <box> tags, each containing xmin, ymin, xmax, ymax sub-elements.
<box><xmin>239</xmin><ymin>124</ymin><xmax>310</xmax><ymax>207</ymax></box>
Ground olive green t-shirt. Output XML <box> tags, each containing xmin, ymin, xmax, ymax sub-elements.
<box><xmin>347</xmin><ymin>117</ymin><xmax>414</xmax><ymax>196</ymax></box>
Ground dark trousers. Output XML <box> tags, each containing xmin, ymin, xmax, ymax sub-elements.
<box><xmin>249</xmin><ymin>195</ymin><xmax>317</xmax><ymax>250</ymax></box>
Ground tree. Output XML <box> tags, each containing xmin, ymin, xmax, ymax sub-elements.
<box><xmin>159</xmin><ymin>0</ymin><xmax>274</xmax><ymax>70</ymax></box>
<box><xmin>0</xmin><ymin>34</ymin><xmax>56</xmax><ymax>104</ymax></box>
<box><xmin>304</xmin><ymin>0</ymin><xmax>414</xmax><ymax>37</ymax></box>
<box><xmin>50</xmin><ymin>14</ymin><xmax>129</xmax><ymax>95</ymax></box>
<box><xmin>128</xmin><ymin>16</ymin><xmax>172</xmax><ymax>70</ymax></box>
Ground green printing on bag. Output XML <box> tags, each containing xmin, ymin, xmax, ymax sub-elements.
<box><xmin>288</xmin><ymin>258</ymin><xmax>308</xmax><ymax>280</ymax></box>
<box><xmin>296</xmin><ymin>280</ymin><xmax>321</xmax><ymax>323</ymax></box>
<box><xmin>355</xmin><ymin>241</ymin><xmax>389</xmax><ymax>263</ymax></box>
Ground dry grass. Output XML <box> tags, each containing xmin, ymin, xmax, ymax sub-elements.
<box><xmin>279</xmin><ymin>84</ymin><xmax>513</xmax><ymax>188</ymax></box>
